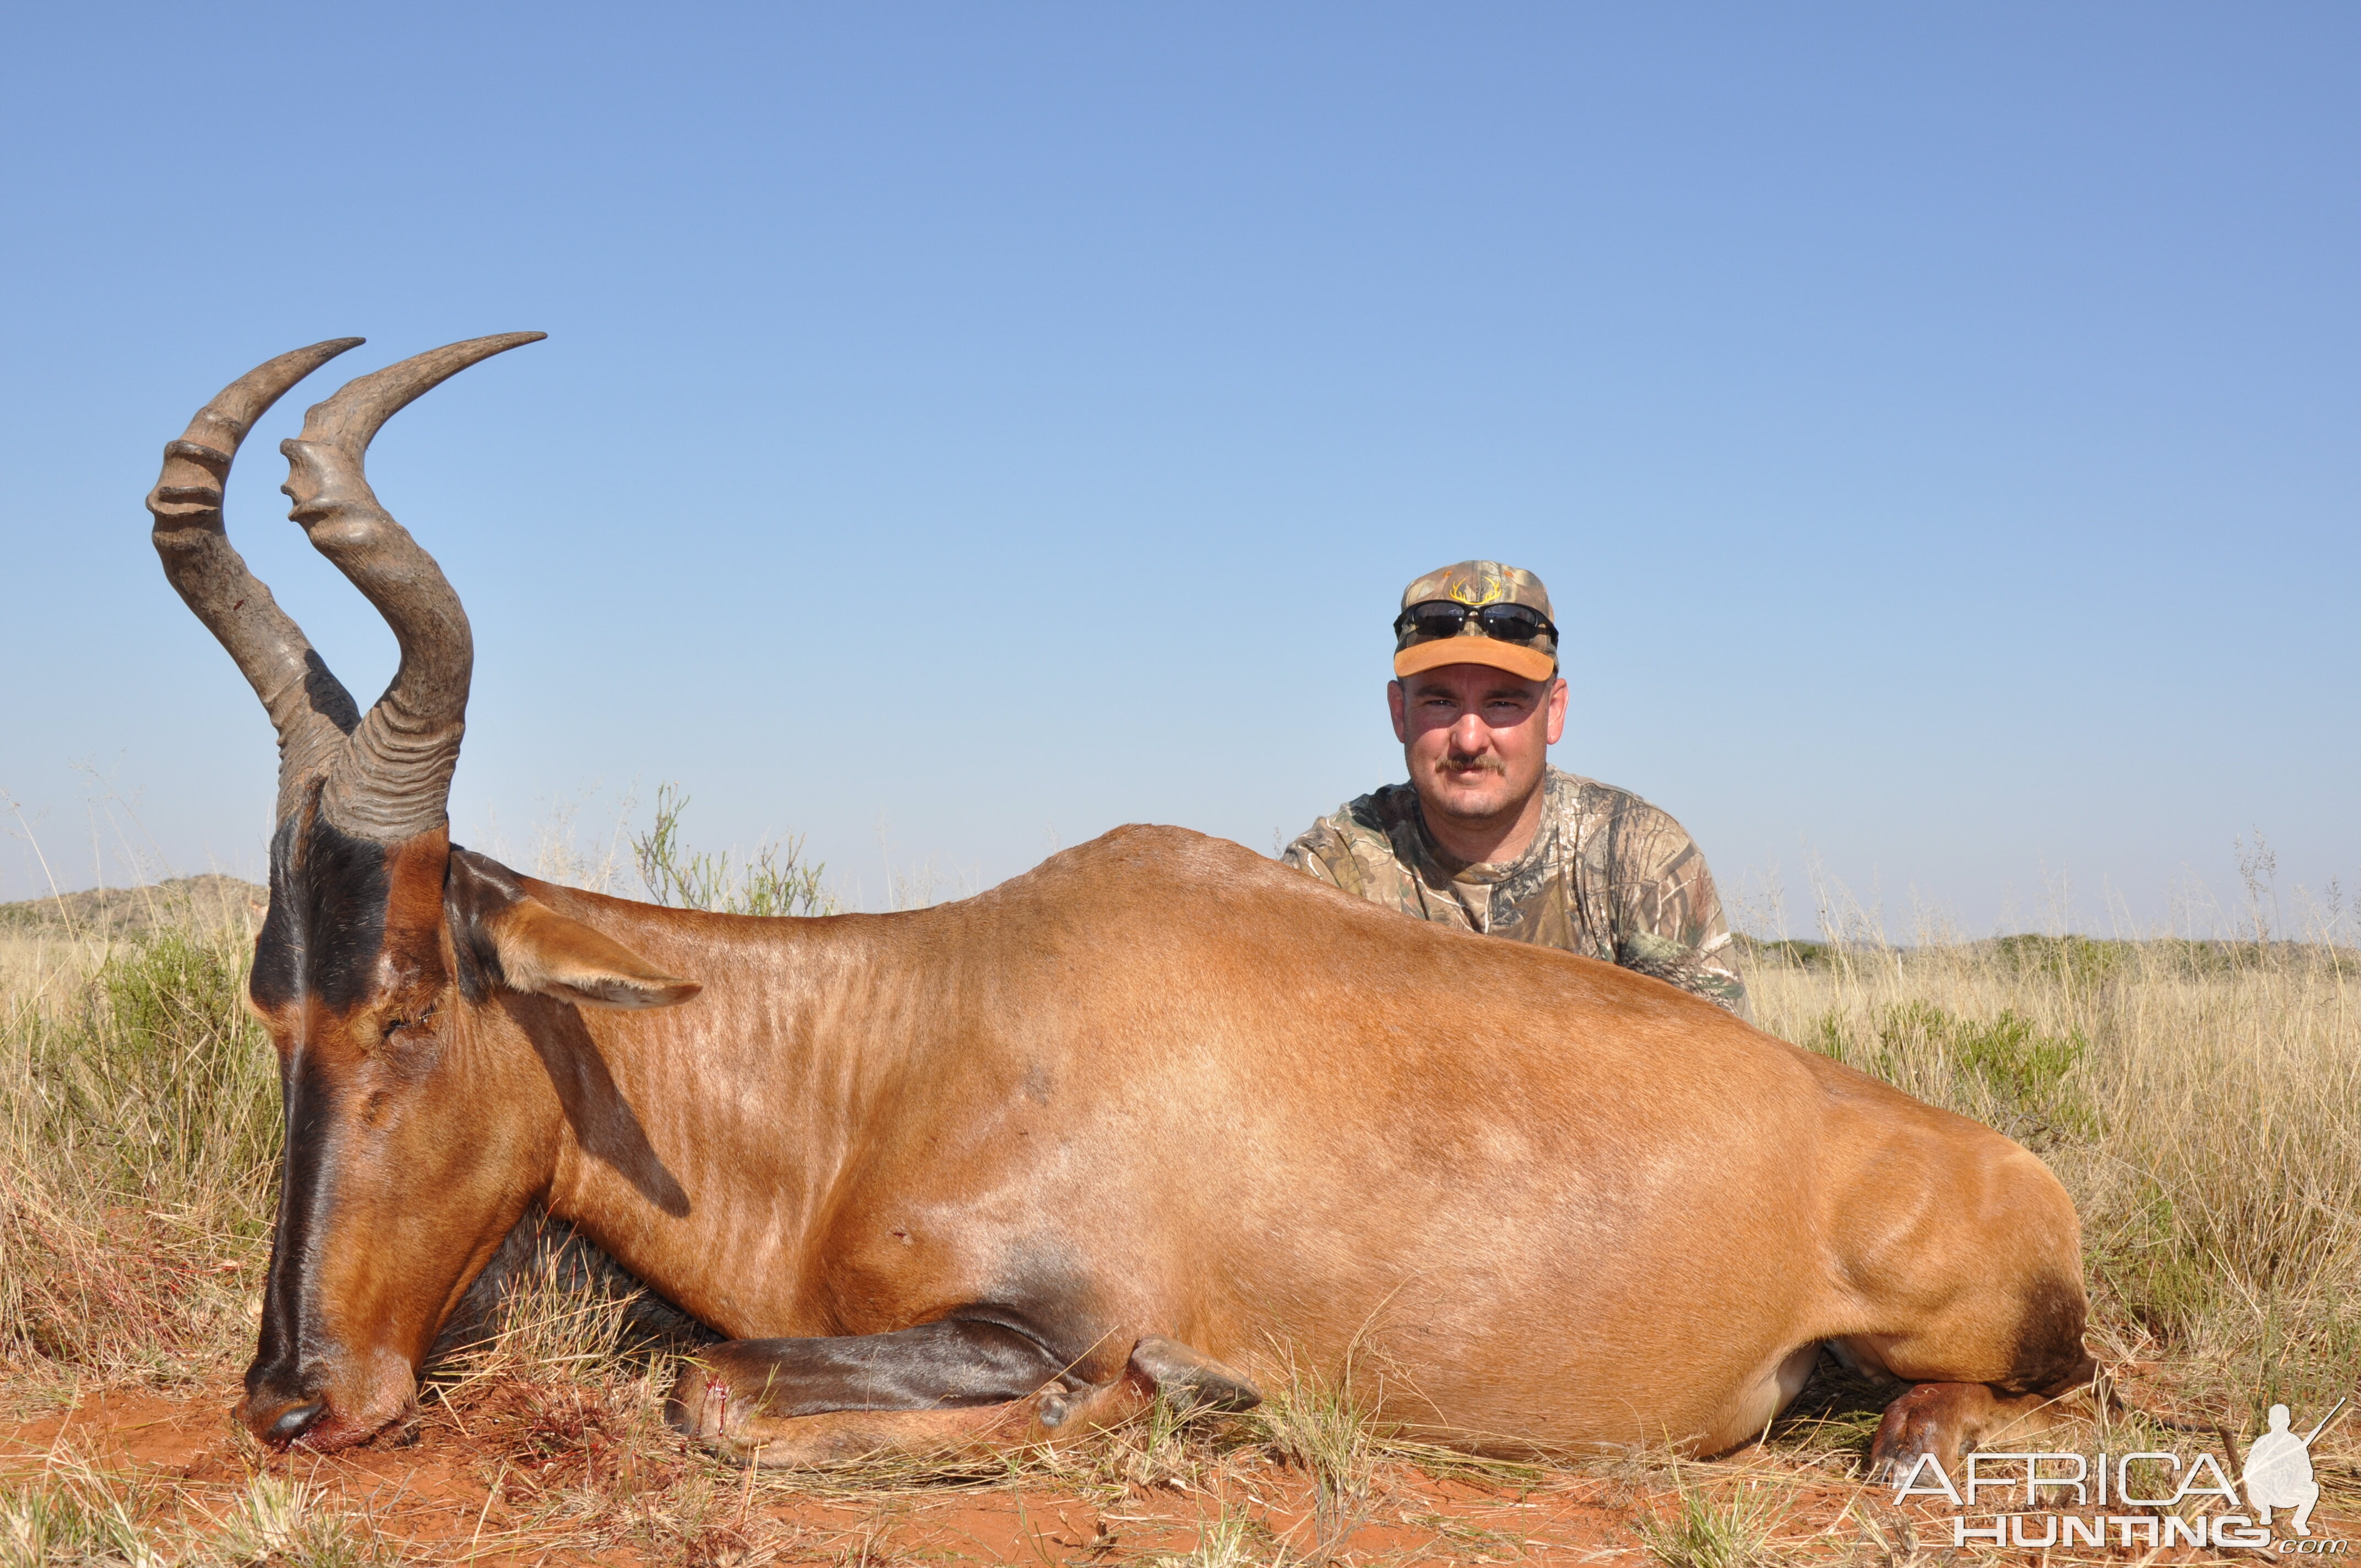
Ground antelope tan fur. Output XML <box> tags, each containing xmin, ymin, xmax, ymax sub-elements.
<box><xmin>151</xmin><ymin>337</ymin><xmax>2097</xmax><ymax>1477</ymax></box>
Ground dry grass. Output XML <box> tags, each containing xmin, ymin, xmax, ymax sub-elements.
<box><xmin>0</xmin><ymin>1449</ymin><xmax>412</xmax><ymax>1566</ymax></box>
<box><xmin>1631</xmin><ymin>1464</ymin><xmax>1787</xmax><ymax>1568</ymax></box>
<box><xmin>2</xmin><ymin>859</ymin><xmax>2357</xmax><ymax>1560</ymax></box>
<box><xmin>0</xmin><ymin>881</ymin><xmax>277</xmax><ymax>1405</ymax></box>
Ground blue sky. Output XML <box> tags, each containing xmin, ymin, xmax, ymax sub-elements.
<box><xmin>2</xmin><ymin>4</ymin><xmax>2354</xmax><ymax>937</ymax></box>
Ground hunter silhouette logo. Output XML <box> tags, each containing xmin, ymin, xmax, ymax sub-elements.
<box><xmin>2248</xmin><ymin>1401</ymin><xmax>2343</xmax><ymax>1538</ymax></box>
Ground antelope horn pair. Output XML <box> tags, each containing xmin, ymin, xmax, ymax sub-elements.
<box><xmin>146</xmin><ymin>334</ymin><xmax>543</xmax><ymax>841</ymax></box>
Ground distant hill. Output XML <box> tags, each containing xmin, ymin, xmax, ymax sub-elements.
<box><xmin>0</xmin><ymin>874</ymin><xmax>267</xmax><ymax>939</ymax></box>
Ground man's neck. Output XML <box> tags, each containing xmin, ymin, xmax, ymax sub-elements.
<box><xmin>1418</xmin><ymin>773</ymin><xmax>1551</xmax><ymax>869</ymax></box>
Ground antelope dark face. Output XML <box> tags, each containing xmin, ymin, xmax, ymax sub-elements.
<box><xmin>148</xmin><ymin>339</ymin><xmax>697</xmax><ymax>1449</ymax></box>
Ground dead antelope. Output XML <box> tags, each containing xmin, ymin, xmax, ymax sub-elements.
<box><xmin>149</xmin><ymin>335</ymin><xmax>2097</xmax><ymax>1476</ymax></box>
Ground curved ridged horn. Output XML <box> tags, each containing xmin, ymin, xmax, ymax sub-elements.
<box><xmin>281</xmin><ymin>332</ymin><xmax>546</xmax><ymax>841</ymax></box>
<box><xmin>148</xmin><ymin>339</ymin><xmax>367</xmax><ymax>824</ymax></box>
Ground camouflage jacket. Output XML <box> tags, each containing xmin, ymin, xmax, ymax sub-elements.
<box><xmin>1281</xmin><ymin>767</ymin><xmax>1750</xmax><ymax>1020</ymax></box>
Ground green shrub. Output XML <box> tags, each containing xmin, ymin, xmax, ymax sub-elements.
<box><xmin>1807</xmin><ymin>1000</ymin><xmax>2093</xmax><ymax>1146</ymax></box>
<box><xmin>631</xmin><ymin>784</ymin><xmax>836</xmax><ymax>917</ymax></box>
<box><xmin>1990</xmin><ymin>933</ymin><xmax>2131</xmax><ymax>987</ymax></box>
<box><xmin>2088</xmin><ymin>1180</ymin><xmax>2216</xmax><ymax>1342</ymax></box>
<box><xmin>36</xmin><ymin>928</ymin><xmax>278</xmax><ymax>1211</ymax></box>
<box><xmin>1734</xmin><ymin>935</ymin><xmax>1837</xmax><ymax>970</ymax></box>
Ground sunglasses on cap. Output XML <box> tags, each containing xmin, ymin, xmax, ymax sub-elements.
<box><xmin>1392</xmin><ymin>600</ymin><xmax>1559</xmax><ymax>646</ymax></box>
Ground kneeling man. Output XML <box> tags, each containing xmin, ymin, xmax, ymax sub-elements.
<box><xmin>1284</xmin><ymin>560</ymin><xmax>1750</xmax><ymax>1019</ymax></box>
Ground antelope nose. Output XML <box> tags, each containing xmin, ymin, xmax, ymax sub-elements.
<box><xmin>268</xmin><ymin>1400</ymin><xmax>326</xmax><ymax>1444</ymax></box>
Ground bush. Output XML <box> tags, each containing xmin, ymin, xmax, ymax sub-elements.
<box><xmin>1990</xmin><ymin>933</ymin><xmax>2131</xmax><ymax>987</ymax></box>
<box><xmin>630</xmin><ymin>784</ymin><xmax>836</xmax><ymax>917</ymax></box>
<box><xmin>58</xmin><ymin>928</ymin><xmax>277</xmax><ymax>1206</ymax></box>
<box><xmin>1806</xmin><ymin>1000</ymin><xmax>2095</xmax><ymax>1146</ymax></box>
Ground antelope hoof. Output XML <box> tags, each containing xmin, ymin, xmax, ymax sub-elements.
<box><xmin>1127</xmin><ymin>1335</ymin><xmax>1262</xmax><ymax>1413</ymax></box>
<box><xmin>1870</xmin><ymin>1382</ymin><xmax>1968</xmax><ymax>1482</ymax></box>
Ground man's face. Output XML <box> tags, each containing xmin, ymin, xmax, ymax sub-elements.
<box><xmin>1389</xmin><ymin>663</ymin><xmax>1568</xmax><ymax>829</ymax></box>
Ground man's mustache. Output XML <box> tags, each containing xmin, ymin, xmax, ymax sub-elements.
<box><xmin>1441</xmin><ymin>752</ymin><xmax>1506</xmax><ymax>778</ymax></box>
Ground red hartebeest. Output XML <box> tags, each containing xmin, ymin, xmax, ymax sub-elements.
<box><xmin>149</xmin><ymin>336</ymin><xmax>2096</xmax><ymax>1476</ymax></box>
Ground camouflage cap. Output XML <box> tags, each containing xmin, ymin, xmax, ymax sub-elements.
<box><xmin>1393</xmin><ymin>560</ymin><xmax>1558</xmax><ymax>681</ymax></box>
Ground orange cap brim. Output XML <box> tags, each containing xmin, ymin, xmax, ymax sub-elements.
<box><xmin>1392</xmin><ymin>636</ymin><xmax>1557</xmax><ymax>682</ymax></box>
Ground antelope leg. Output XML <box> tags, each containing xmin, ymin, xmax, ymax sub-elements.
<box><xmin>668</xmin><ymin>1330</ymin><xmax>1259</xmax><ymax>1466</ymax></box>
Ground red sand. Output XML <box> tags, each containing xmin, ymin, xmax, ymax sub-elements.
<box><xmin>3</xmin><ymin>1378</ymin><xmax>2343</xmax><ymax>1564</ymax></box>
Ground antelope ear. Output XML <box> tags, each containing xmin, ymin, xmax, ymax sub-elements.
<box><xmin>486</xmin><ymin>897</ymin><xmax>703</xmax><ymax>1010</ymax></box>
<box><xmin>447</xmin><ymin>847</ymin><xmax>700</xmax><ymax>1010</ymax></box>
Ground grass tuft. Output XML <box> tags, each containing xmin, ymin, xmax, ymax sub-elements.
<box><xmin>0</xmin><ymin>1460</ymin><xmax>165</xmax><ymax>1568</ymax></box>
<box><xmin>1634</xmin><ymin>1467</ymin><xmax>1785</xmax><ymax>1568</ymax></box>
<box><xmin>1241</xmin><ymin>1359</ymin><xmax>1377</xmax><ymax>1556</ymax></box>
<box><xmin>1178</xmin><ymin>1503</ymin><xmax>1275</xmax><ymax>1567</ymax></box>
<box><xmin>206</xmin><ymin>1476</ymin><xmax>385</xmax><ymax>1567</ymax></box>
